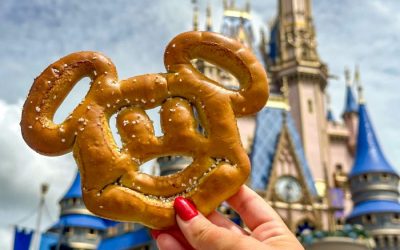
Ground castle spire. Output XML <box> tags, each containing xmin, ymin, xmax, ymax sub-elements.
<box><xmin>192</xmin><ymin>0</ymin><xmax>199</xmax><ymax>31</ymax></box>
<box><xmin>326</xmin><ymin>93</ymin><xmax>335</xmax><ymax>122</ymax></box>
<box><xmin>347</xmin><ymin>87</ymin><xmax>400</xmax><ymax>249</ymax></box>
<box><xmin>354</xmin><ymin>65</ymin><xmax>365</xmax><ymax>104</ymax></box>
<box><xmin>343</xmin><ymin>67</ymin><xmax>358</xmax><ymax>115</ymax></box>
<box><xmin>206</xmin><ymin>2</ymin><xmax>212</xmax><ymax>31</ymax></box>
<box><xmin>349</xmin><ymin>102</ymin><xmax>397</xmax><ymax>177</ymax></box>
<box><xmin>345</xmin><ymin>67</ymin><xmax>352</xmax><ymax>86</ymax></box>
<box><xmin>275</xmin><ymin>0</ymin><xmax>319</xmax><ymax>63</ymax></box>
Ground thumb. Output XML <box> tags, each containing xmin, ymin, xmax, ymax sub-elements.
<box><xmin>174</xmin><ymin>197</ymin><xmax>257</xmax><ymax>250</ymax></box>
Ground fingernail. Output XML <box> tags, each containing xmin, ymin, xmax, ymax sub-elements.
<box><xmin>150</xmin><ymin>229</ymin><xmax>162</xmax><ymax>239</ymax></box>
<box><xmin>174</xmin><ymin>197</ymin><xmax>198</xmax><ymax>221</ymax></box>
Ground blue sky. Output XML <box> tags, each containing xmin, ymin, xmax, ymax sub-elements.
<box><xmin>0</xmin><ymin>0</ymin><xmax>399</xmax><ymax>247</ymax></box>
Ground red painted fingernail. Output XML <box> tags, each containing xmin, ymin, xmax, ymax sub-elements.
<box><xmin>150</xmin><ymin>229</ymin><xmax>162</xmax><ymax>239</ymax></box>
<box><xmin>174</xmin><ymin>197</ymin><xmax>198</xmax><ymax>221</ymax></box>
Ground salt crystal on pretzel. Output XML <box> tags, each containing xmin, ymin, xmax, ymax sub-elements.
<box><xmin>20</xmin><ymin>31</ymin><xmax>269</xmax><ymax>229</ymax></box>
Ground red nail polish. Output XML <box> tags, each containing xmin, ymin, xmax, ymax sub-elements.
<box><xmin>150</xmin><ymin>229</ymin><xmax>162</xmax><ymax>239</ymax></box>
<box><xmin>174</xmin><ymin>197</ymin><xmax>198</xmax><ymax>221</ymax></box>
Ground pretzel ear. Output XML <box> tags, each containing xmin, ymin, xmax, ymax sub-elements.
<box><xmin>164</xmin><ymin>31</ymin><xmax>269</xmax><ymax>116</ymax></box>
<box><xmin>20</xmin><ymin>52</ymin><xmax>116</xmax><ymax>155</ymax></box>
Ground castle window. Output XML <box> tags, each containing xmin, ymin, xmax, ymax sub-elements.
<box><xmin>335</xmin><ymin>164</ymin><xmax>343</xmax><ymax>172</ymax></box>
<box><xmin>361</xmin><ymin>174</ymin><xmax>370</xmax><ymax>182</ymax></box>
<box><xmin>362</xmin><ymin>214</ymin><xmax>375</xmax><ymax>224</ymax></box>
<box><xmin>307</xmin><ymin>99</ymin><xmax>313</xmax><ymax>113</ymax></box>
<box><xmin>392</xmin><ymin>213</ymin><xmax>400</xmax><ymax>223</ymax></box>
<box><xmin>87</xmin><ymin>228</ymin><xmax>97</xmax><ymax>239</ymax></box>
<box><xmin>381</xmin><ymin>173</ymin><xmax>390</xmax><ymax>181</ymax></box>
<box><xmin>64</xmin><ymin>227</ymin><xmax>74</xmax><ymax>235</ymax></box>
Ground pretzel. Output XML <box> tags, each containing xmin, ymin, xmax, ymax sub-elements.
<box><xmin>20</xmin><ymin>31</ymin><xmax>269</xmax><ymax>229</ymax></box>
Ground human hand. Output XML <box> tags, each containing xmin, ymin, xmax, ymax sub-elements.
<box><xmin>151</xmin><ymin>185</ymin><xmax>304</xmax><ymax>250</ymax></box>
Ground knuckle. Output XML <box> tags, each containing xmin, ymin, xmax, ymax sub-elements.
<box><xmin>195</xmin><ymin>225</ymin><xmax>214</xmax><ymax>243</ymax></box>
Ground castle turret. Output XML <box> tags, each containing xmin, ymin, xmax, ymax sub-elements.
<box><xmin>342</xmin><ymin>67</ymin><xmax>359</xmax><ymax>155</ymax></box>
<box><xmin>347</xmin><ymin>86</ymin><xmax>400</xmax><ymax>250</ymax></box>
<box><xmin>44</xmin><ymin>172</ymin><xmax>110</xmax><ymax>249</ymax></box>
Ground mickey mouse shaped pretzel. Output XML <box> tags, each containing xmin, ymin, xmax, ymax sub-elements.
<box><xmin>21</xmin><ymin>31</ymin><xmax>269</xmax><ymax>229</ymax></box>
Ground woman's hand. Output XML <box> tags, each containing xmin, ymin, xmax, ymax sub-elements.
<box><xmin>152</xmin><ymin>185</ymin><xmax>304</xmax><ymax>250</ymax></box>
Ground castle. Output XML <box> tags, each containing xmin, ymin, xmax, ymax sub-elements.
<box><xmin>15</xmin><ymin>1</ymin><xmax>400</xmax><ymax>249</ymax></box>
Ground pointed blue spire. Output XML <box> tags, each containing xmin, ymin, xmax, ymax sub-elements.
<box><xmin>343</xmin><ymin>85</ymin><xmax>358</xmax><ymax>114</ymax></box>
<box><xmin>349</xmin><ymin>103</ymin><xmax>398</xmax><ymax>177</ymax></box>
<box><xmin>343</xmin><ymin>68</ymin><xmax>358</xmax><ymax>115</ymax></box>
<box><xmin>62</xmin><ymin>171</ymin><xmax>82</xmax><ymax>200</ymax></box>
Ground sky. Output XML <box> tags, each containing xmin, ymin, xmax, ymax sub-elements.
<box><xmin>1</xmin><ymin>0</ymin><xmax>399</xmax><ymax>248</ymax></box>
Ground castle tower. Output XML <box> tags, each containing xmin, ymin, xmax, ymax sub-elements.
<box><xmin>250</xmin><ymin>87</ymin><xmax>325</xmax><ymax>232</ymax></box>
<box><xmin>342</xmin><ymin>67</ymin><xmax>358</xmax><ymax>155</ymax></box>
<box><xmin>347</xmin><ymin>87</ymin><xmax>400</xmax><ymax>250</ymax></box>
<box><xmin>42</xmin><ymin>172</ymin><xmax>109</xmax><ymax>249</ymax></box>
<box><xmin>266</xmin><ymin>0</ymin><xmax>329</xmax><ymax>186</ymax></box>
<box><xmin>40</xmin><ymin>172</ymin><xmax>152</xmax><ymax>249</ymax></box>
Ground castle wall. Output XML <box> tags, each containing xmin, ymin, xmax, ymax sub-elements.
<box><xmin>289</xmin><ymin>78</ymin><xmax>326</xmax><ymax>182</ymax></box>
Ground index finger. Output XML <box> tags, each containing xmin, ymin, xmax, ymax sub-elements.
<box><xmin>226</xmin><ymin>185</ymin><xmax>286</xmax><ymax>231</ymax></box>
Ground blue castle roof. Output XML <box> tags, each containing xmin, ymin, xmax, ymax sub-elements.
<box><xmin>99</xmin><ymin>227</ymin><xmax>151</xmax><ymax>250</ymax></box>
<box><xmin>62</xmin><ymin>172</ymin><xmax>82</xmax><ymax>200</ymax></box>
<box><xmin>343</xmin><ymin>85</ymin><xmax>358</xmax><ymax>114</ymax></box>
<box><xmin>54</xmin><ymin>171</ymin><xmax>119</xmax><ymax>231</ymax></box>
<box><xmin>250</xmin><ymin>107</ymin><xmax>318</xmax><ymax>196</ymax></box>
<box><xmin>347</xmin><ymin>200</ymin><xmax>400</xmax><ymax>219</ymax></box>
<box><xmin>45</xmin><ymin>171</ymin><xmax>149</xmax><ymax>249</ymax></box>
<box><xmin>52</xmin><ymin>214</ymin><xmax>110</xmax><ymax>231</ymax></box>
<box><xmin>349</xmin><ymin>103</ymin><xmax>398</xmax><ymax>177</ymax></box>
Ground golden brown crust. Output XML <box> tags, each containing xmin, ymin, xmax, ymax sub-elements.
<box><xmin>20</xmin><ymin>31</ymin><xmax>269</xmax><ymax>229</ymax></box>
